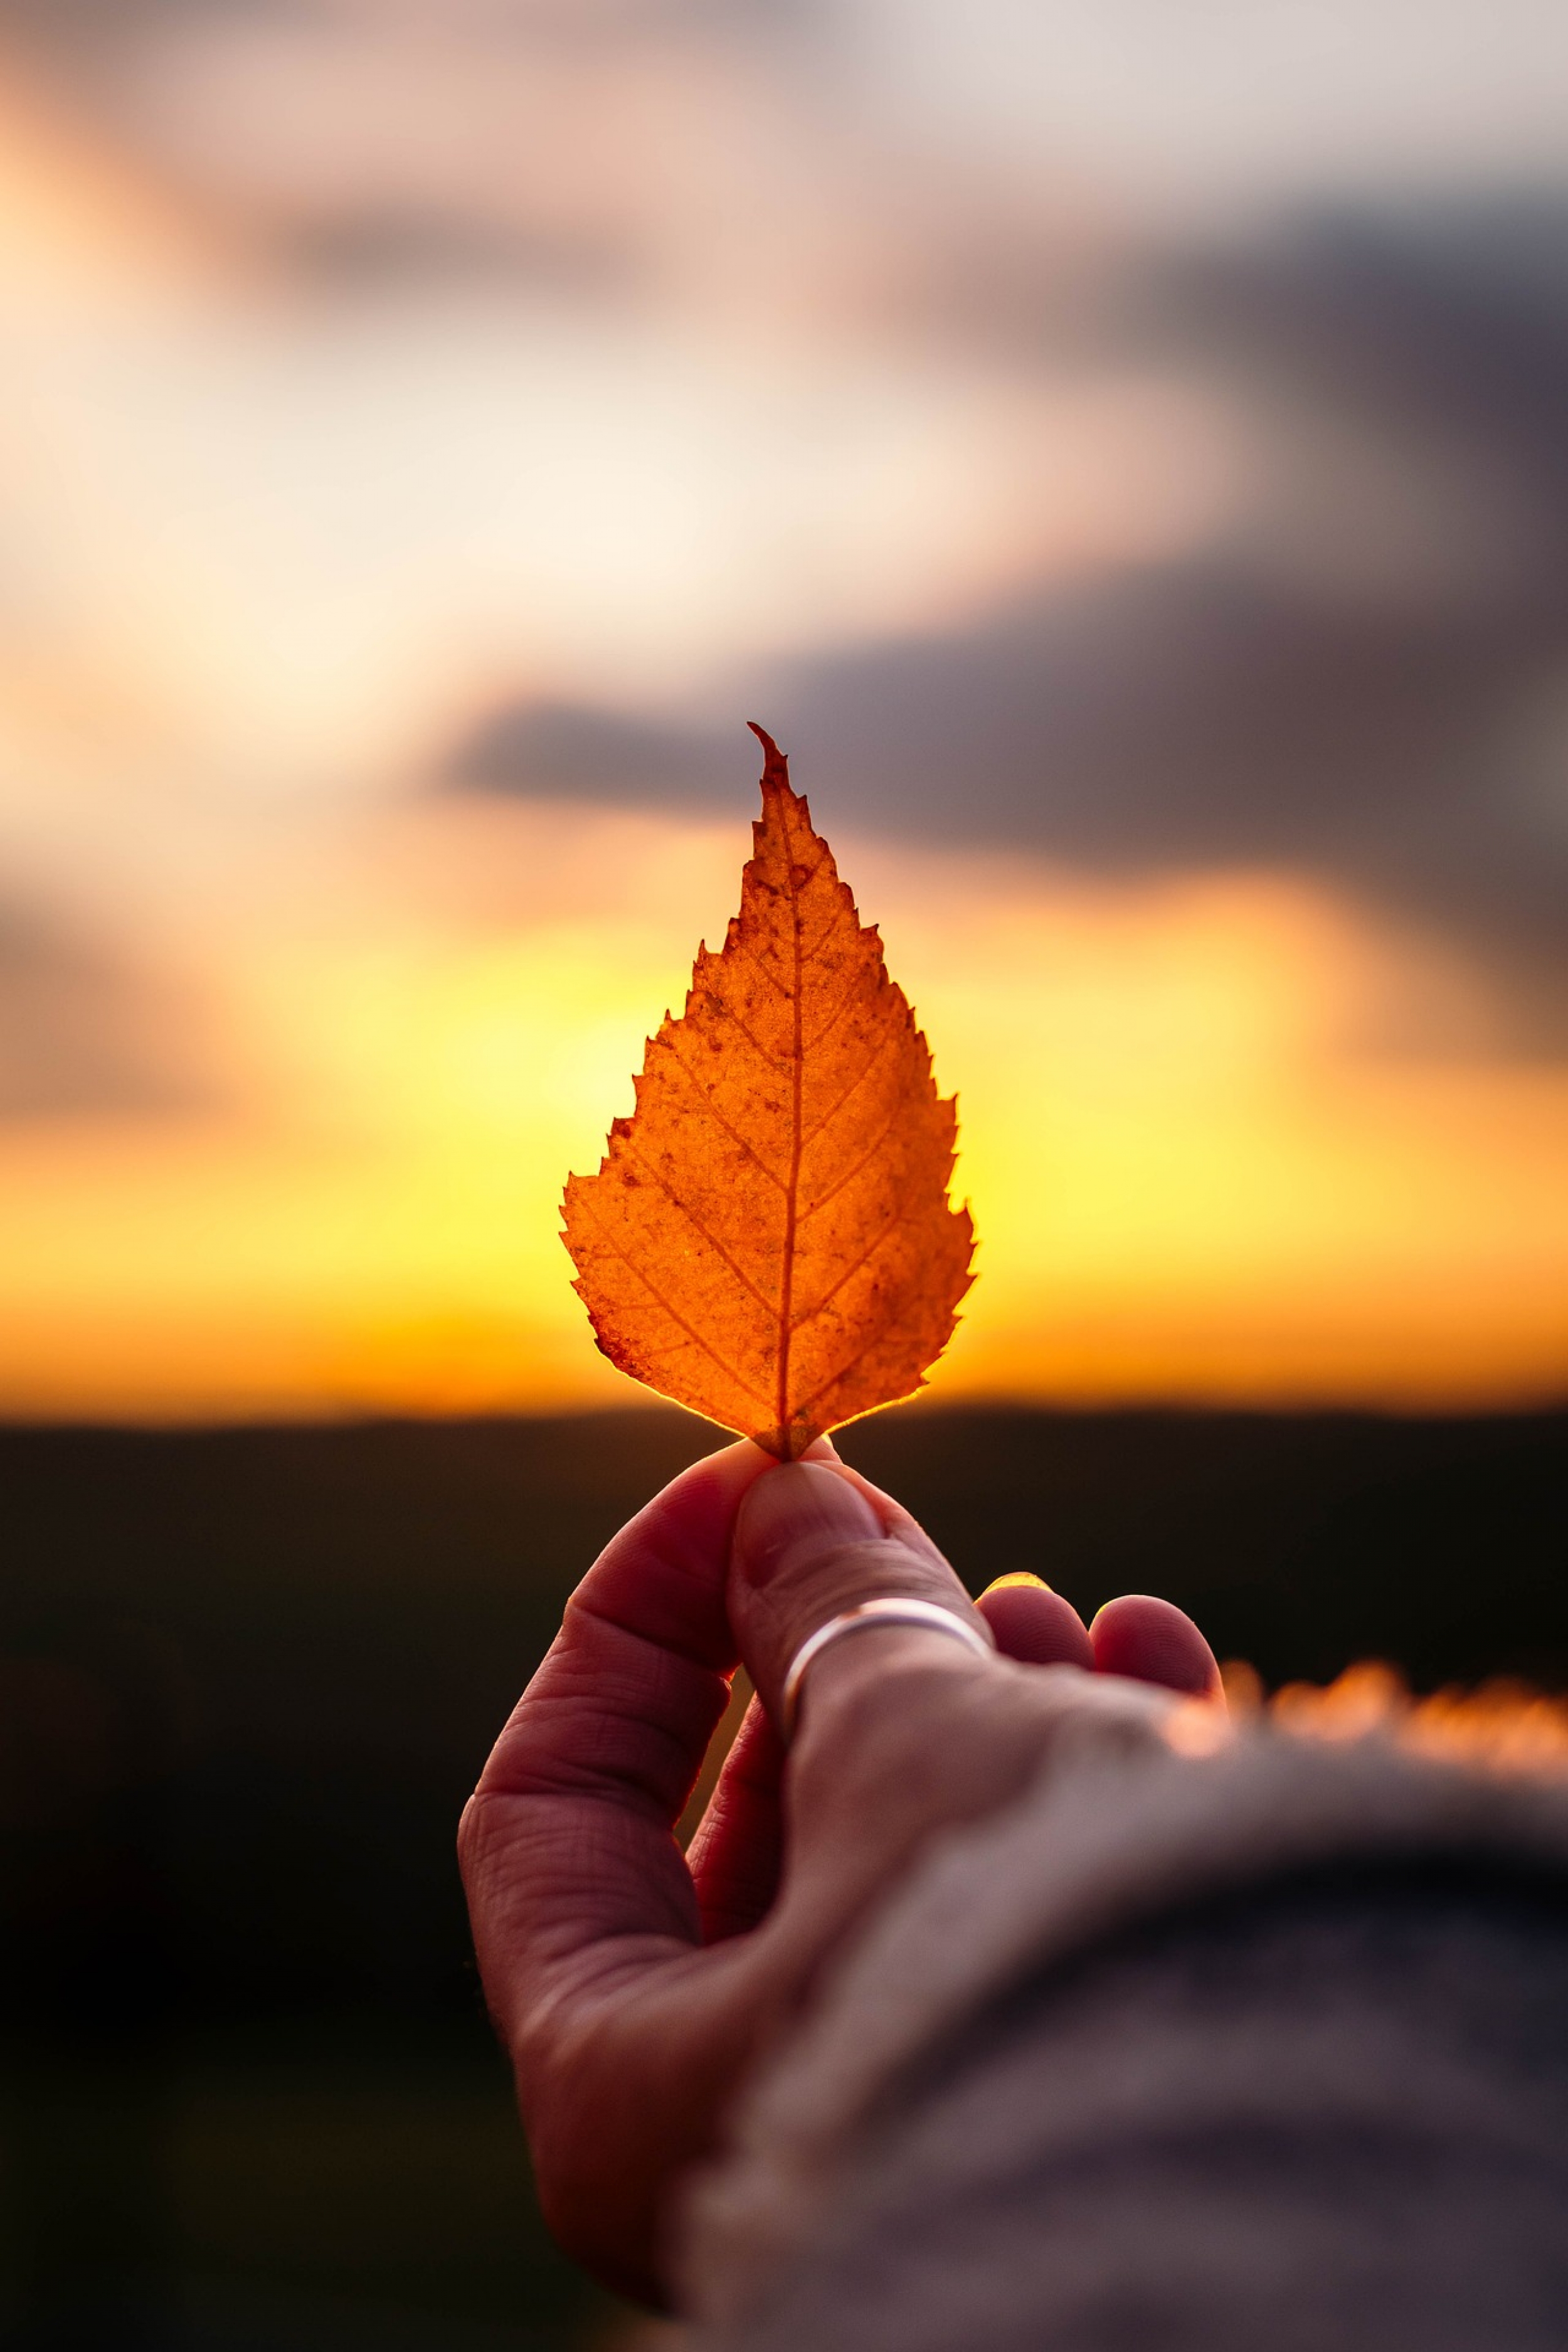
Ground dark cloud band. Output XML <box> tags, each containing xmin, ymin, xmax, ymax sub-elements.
<box><xmin>448</xmin><ymin>199</ymin><xmax>1568</xmax><ymax>1030</ymax></box>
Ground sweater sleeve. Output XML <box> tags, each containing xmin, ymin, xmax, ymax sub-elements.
<box><xmin>676</xmin><ymin>1719</ymin><xmax>1568</xmax><ymax>2352</ymax></box>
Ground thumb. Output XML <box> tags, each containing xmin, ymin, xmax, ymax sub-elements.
<box><xmin>729</xmin><ymin>1461</ymin><xmax>987</xmax><ymax>1730</ymax></box>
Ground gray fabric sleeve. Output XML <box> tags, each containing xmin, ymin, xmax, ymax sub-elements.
<box><xmin>677</xmin><ymin>1719</ymin><xmax>1568</xmax><ymax>2351</ymax></box>
<box><xmin>709</xmin><ymin>1867</ymin><xmax>1568</xmax><ymax>2352</ymax></box>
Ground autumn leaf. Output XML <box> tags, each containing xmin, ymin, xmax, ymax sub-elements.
<box><xmin>561</xmin><ymin>724</ymin><xmax>975</xmax><ymax>1458</ymax></box>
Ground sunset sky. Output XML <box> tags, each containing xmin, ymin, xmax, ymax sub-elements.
<box><xmin>2</xmin><ymin>0</ymin><xmax>1565</xmax><ymax>1422</ymax></box>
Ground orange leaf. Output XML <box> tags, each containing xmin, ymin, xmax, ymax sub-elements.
<box><xmin>561</xmin><ymin>725</ymin><xmax>975</xmax><ymax>1458</ymax></box>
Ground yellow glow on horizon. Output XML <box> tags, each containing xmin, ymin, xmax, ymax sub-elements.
<box><xmin>2</xmin><ymin>31</ymin><xmax>1564</xmax><ymax>1434</ymax></box>
<box><xmin>3</xmin><ymin>804</ymin><xmax>1564</xmax><ymax>1422</ymax></box>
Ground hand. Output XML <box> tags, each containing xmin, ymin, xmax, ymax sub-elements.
<box><xmin>458</xmin><ymin>1441</ymin><xmax>1223</xmax><ymax>2307</ymax></box>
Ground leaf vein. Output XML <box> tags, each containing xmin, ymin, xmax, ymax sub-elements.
<box><xmin>623</xmin><ymin>1140</ymin><xmax>780</xmax><ymax>1322</ymax></box>
<box><xmin>797</xmin><ymin>907</ymin><xmax>845</xmax><ymax>968</ymax></box>
<box><xmin>799</xmin><ymin>1098</ymin><xmax>901</xmax><ymax>1227</ymax></box>
<box><xmin>660</xmin><ymin>1039</ymin><xmax>788</xmax><ymax>1193</ymax></box>
<box><xmin>802</xmin><ymin>970</ymin><xmax>864</xmax><ymax>1058</ymax></box>
<box><xmin>797</xmin><ymin>1024</ymin><xmax>896</xmax><ymax>1153</ymax></box>
<box><xmin>576</xmin><ymin>1196</ymin><xmax>775</xmax><ymax>1415</ymax></box>
<box><xmin>750</xmin><ymin>951</ymin><xmax>793</xmax><ymax>1001</ymax></box>
<box><xmin>711</xmin><ymin>1000</ymin><xmax>780</xmax><ymax>1069</ymax></box>
<box><xmin>795</xmin><ymin>1328</ymin><xmax>893</xmax><ymax>1422</ymax></box>
<box><xmin>792</xmin><ymin>1204</ymin><xmax>909</xmax><ymax>1333</ymax></box>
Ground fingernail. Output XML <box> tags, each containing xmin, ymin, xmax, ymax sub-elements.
<box><xmin>734</xmin><ymin>1462</ymin><xmax>882</xmax><ymax>1579</ymax></box>
<box><xmin>980</xmin><ymin>1572</ymin><xmax>1054</xmax><ymax>1596</ymax></box>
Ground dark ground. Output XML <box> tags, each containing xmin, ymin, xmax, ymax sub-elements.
<box><xmin>3</xmin><ymin>1402</ymin><xmax>1564</xmax><ymax>2348</ymax></box>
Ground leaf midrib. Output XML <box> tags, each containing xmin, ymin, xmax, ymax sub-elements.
<box><xmin>776</xmin><ymin>794</ymin><xmax>806</xmax><ymax>1448</ymax></box>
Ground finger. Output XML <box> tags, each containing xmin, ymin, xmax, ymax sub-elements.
<box><xmin>461</xmin><ymin>1438</ymin><xmax>795</xmax><ymax>2035</ymax></box>
<box><xmin>977</xmin><ymin>1574</ymin><xmax>1094</xmax><ymax>1669</ymax></box>
<box><xmin>1089</xmin><ymin>1593</ymin><xmax>1225</xmax><ymax>1702</ymax></box>
<box><xmin>686</xmin><ymin>1695</ymin><xmax>787</xmax><ymax>1943</ymax></box>
<box><xmin>810</xmin><ymin>1454</ymin><xmax>954</xmax><ymax>1575</ymax></box>
<box><xmin>729</xmin><ymin>1460</ymin><xmax>986</xmax><ymax>1728</ymax></box>
<box><xmin>684</xmin><ymin>1435</ymin><xmax>938</xmax><ymax>1941</ymax></box>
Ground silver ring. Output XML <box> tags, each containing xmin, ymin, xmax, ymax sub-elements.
<box><xmin>780</xmin><ymin>1597</ymin><xmax>995</xmax><ymax>1742</ymax></box>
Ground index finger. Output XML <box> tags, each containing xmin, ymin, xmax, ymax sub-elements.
<box><xmin>460</xmin><ymin>1438</ymin><xmax>775</xmax><ymax>2035</ymax></box>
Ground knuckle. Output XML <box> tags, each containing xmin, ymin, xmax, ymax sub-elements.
<box><xmin>747</xmin><ymin>1535</ymin><xmax>953</xmax><ymax>1631</ymax></box>
<box><xmin>791</xmin><ymin>1651</ymin><xmax>994</xmax><ymax>1804</ymax></box>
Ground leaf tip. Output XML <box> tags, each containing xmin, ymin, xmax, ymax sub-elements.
<box><xmin>746</xmin><ymin>719</ymin><xmax>792</xmax><ymax>803</ymax></box>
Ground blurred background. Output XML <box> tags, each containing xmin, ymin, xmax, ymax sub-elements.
<box><xmin>1</xmin><ymin>1</ymin><xmax>1565</xmax><ymax>2344</ymax></box>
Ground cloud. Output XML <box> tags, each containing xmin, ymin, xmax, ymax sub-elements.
<box><xmin>0</xmin><ymin>0</ymin><xmax>849</xmax><ymax>299</ymax></box>
<box><xmin>446</xmin><ymin>198</ymin><xmax>1568</xmax><ymax>1026</ymax></box>
<box><xmin>0</xmin><ymin>900</ymin><xmax>218</xmax><ymax>1122</ymax></box>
